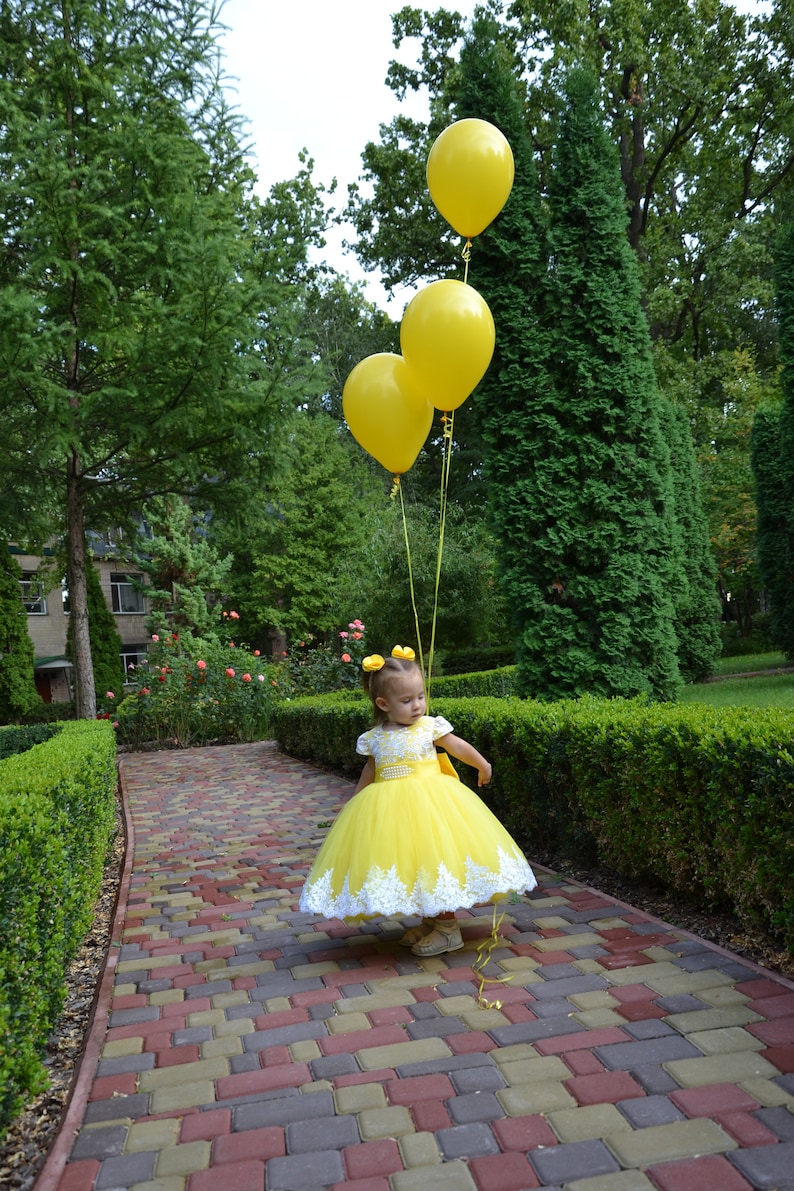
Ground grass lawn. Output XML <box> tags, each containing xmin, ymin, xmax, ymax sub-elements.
<box><xmin>680</xmin><ymin>652</ymin><xmax>794</xmax><ymax>709</ymax></box>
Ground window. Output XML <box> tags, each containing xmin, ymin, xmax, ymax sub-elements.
<box><xmin>121</xmin><ymin>646</ymin><xmax>149</xmax><ymax>681</ymax></box>
<box><xmin>110</xmin><ymin>573</ymin><xmax>145</xmax><ymax>614</ymax></box>
<box><xmin>21</xmin><ymin>572</ymin><xmax>47</xmax><ymax>614</ymax></box>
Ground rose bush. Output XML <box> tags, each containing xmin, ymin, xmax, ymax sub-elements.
<box><xmin>281</xmin><ymin>619</ymin><xmax>368</xmax><ymax>696</ymax></box>
<box><xmin>114</xmin><ymin>626</ymin><xmax>282</xmax><ymax>748</ymax></box>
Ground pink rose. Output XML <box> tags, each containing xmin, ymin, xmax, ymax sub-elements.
<box><xmin>242</xmin><ymin>673</ymin><xmax>252</xmax><ymax>682</ymax></box>
<box><xmin>339</xmin><ymin>631</ymin><xmax>348</xmax><ymax>639</ymax></box>
<box><xmin>225</xmin><ymin>667</ymin><xmax>235</xmax><ymax>677</ymax></box>
<box><xmin>151</xmin><ymin>633</ymin><xmax>159</xmax><ymax>642</ymax></box>
<box><xmin>196</xmin><ymin>659</ymin><xmax>207</xmax><ymax>670</ymax></box>
<box><xmin>352</xmin><ymin>632</ymin><xmax>362</xmax><ymax>640</ymax></box>
<box><xmin>341</xmin><ymin>653</ymin><xmax>352</xmax><ymax>663</ymax></box>
<box><xmin>253</xmin><ymin>650</ymin><xmax>260</xmax><ymax>657</ymax></box>
<box><xmin>106</xmin><ymin>691</ymin><xmax>115</xmax><ymax>699</ymax></box>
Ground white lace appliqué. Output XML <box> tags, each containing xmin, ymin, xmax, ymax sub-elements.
<box><xmin>300</xmin><ymin>845</ymin><xmax>537</xmax><ymax>919</ymax></box>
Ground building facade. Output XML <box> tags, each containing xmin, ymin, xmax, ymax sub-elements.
<box><xmin>12</xmin><ymin>535</ymin><xmax>150</xmax><ymax>703</ymax></box>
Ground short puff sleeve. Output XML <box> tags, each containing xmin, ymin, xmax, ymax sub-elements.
<box><xmin>430</xmin><ymin>715</ymin><xmax>454</xmax><ymax>740</ymax></box>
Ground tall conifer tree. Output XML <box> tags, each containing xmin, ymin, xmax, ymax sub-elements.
<box><xmin>514</xmin><ymin>67</ymin><xmax>680</xmax><ymax>699</ymax></box>
<box><xmin>752</xmin><ymin>212</ymin><xmax>794</xmax><ymax>657</ymax></box>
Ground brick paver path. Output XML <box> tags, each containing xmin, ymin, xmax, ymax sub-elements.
<box><xmin>36</xmin><ymin>741</ymin><xmax>794</xmax><ymax>1191</ymax></box>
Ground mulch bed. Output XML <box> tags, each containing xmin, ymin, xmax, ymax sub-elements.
<box><xmin>1</xmin><ymin>802</ymin><xmax>792</xmax><ymax>1189</ymax></box>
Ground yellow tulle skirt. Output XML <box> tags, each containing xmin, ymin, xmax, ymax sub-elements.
<box><xmin>299</xmin><ymin>757</ymin><xmax>536</xmax><ymax>921</ymax></box>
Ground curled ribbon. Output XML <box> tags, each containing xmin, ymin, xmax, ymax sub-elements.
<box><xmin>472</xmin><ymin>903</ymin><xmax>513</xmax><ymax>1009</ymax></box>
<box><xmin>391</xmin><ymin>645</ymin><xmax>416</xmax><ymax>661</ymax></box>
<box><xmin>362</xmin><ymin>655</ymin><xmax>385</xmax><ymax>672</ymax></box>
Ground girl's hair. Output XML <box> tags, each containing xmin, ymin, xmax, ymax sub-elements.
<box><xmin>362</xmin><ymin>657</ymin><xmax>423</xmax><ymax>725</ymax></box>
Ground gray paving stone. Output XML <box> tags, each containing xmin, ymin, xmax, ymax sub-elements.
<box><xmin>617</xmin><ymin>1094</ymin><xmax>686</xmax><ymax>1129</ymax></box>
<box><xmin>95</xmin><ymin>1150</ymin><xmax>157</xmax><ymax>1189</ymax></box>
<box><xmin>531</xmin><ymin>975</ymin><xmax>610</xmax><ymax>999</ymax></box>
<box><xmin>265</xmin><ymin>1148</ymin><xmax>346</xmax><ymax>1189</ymax></box>
<box><xmin>70</xmin><ymin>1124</ymin><xmax>128</xmax><ymax>1161</ymax></box>
<box><xmin>489</xmin><ymin>1016</ymin><xmax>585</xmax><ymax>1047</ymax></box>
<box><xmin>655</xmin><ymin>994</ymin><xmax>708</xmax><ymax>1014</ymax></box>
<box><xmin>536</xmin><ymin>964</ymin><xmax>581</xmax><ymax>981</ymax></box>
<box><xmin>230</xmin><ymin>1052</ymin><xmax>260</xmax><ymax>1073</ymax></box>
<box><xmin>309</xmin><ymin>1054</ymin><xmax>359</xmax><ymax>1080</ymax></box>
<box><xmin>251</xmin><ymin>973</ymin><xmax>324</xmax><ymax>997</ymax></box>
<box><xmin>137</xmin><ymin>978</ymin><xmax>173</xmax><ymax>994</ymax></box>
<box><xmin>308</xmin><ymin>1002</ymin><xmax>337</xmax><ymax>1021</ymax></box>
<box><xmin>530</xmin><ymin>1137</ymin><xmax>621</xmax><ymax>1185</ymax></box>
<box><xmin>185</xmin><ymin>979</ymin><xmax>232</xmax><ymax>997</ymax></box>
<box><xmin>285</xmin><ymin>1113</ymin><xmax>360</xmax><ymax>1151</ymax></box>
<box><xmin>532</xmin><ymin>997</ymin><xmax>578</xmax><ymax>1018</ymax></box>
<box><xmin>446</xmin><ymin>1091</ymin><xmax>504</xmax><ymax>1125</ymax></box>
<box><xmin>439</xmin><ymin>981</ymin><xmax>478</xmax><ymax>998</ymax></box>
<box><xmin>755</xmin><ymin>1106</ymin><xmax>794</xmax><ymax>1141</ymax></box>
<box><xmin>596</xmin><ymin>1035</ymin><xmax>702</xmax><ymax>1069</ymax></box>
<box><xmin>174</xmin><ymin>1026</ymin><xmax>213</xmax><ymax>1045</ymax></box>
<box><xmin>397</xmin><ymin>1053</ymin><xmax>494</xmax><ymax>1077</ymax></box>
<box><xmin>776</xmin><ymin>1074</ymin><xmax>794</xmax><ymax>1096</ymax></box>
<box><xmin>95</xmin><ymin>1054</ymin><xmax>155</xmax><ymax>1078</ymax></box>
<box><xmin>410</xmin><ymin>1002</ymin><xmax>441</xmax><ymax>1020</ymax></box>
<box><xmin>242</xmin><ymin>1021</ymin><xmax>328</xmax><ymax>1050</ymax></box>
<box><xmin>233</xmin><ymin>1090</ymin><xmax>335</xmax><ymax>1131</ymax></box>
<box><xmin>675</xmin><ymin>952</ymin><xmax>753</xmax><ymax>978</ymax></box>
<box><xmin>405</xmin><ymin>1017</ymin><xmax>468</xmax><ymax>1040</ymax></box>
<box><xmin>107</xmin><ymin>1006</ymin><xmax>161</xmax><ymax>1028</ymax></box>
<box><xmin>436</xmin><ymin>1121</ymin><xmax>501</xmax><ymax>1160</ymax></box>
<box><xmin>449</xmin><ymin>1065</ymin><xmax>505</xmax><ymax>1094</ymax></box>
<box><xmin>623</xmin><ymin>1019</ymin><xmax>678</xmax><ymax>1041</ymax></box>
<box><xmin>83</xmin><ymin>1093</ymin><xmax>151</xmax><ymax>1123</ymax></box>
<box><xmin>631</xmin><ymin>1065</ymin><xmax>680</xmax><ymax>1095</ymax></box>
<box><xmin>730</xmin><ymin>1140</ymin><xmax>794</xmax><ymax>1189</ymax></box>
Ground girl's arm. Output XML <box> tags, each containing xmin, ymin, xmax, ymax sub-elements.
<box><xmin>437</xmin><ymin>733</ymin><xmax>492</xmax><ymax>787</ymax></box>
<box><xmin>353</xmin><ymin>755</ymin><xmax>375</xmax><ymax>794</ymax></box>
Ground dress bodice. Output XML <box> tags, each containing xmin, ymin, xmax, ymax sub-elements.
<box><xmin>356</xmin><ymin>715</ymin><xmax>453</xmax><ymax>766</ymax></box>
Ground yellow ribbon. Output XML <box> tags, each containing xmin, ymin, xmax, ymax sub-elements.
<box><xmin>472</xmin><ymin>903</ymin><xmax>513</xmax><ymax>1009</ymax></box>
<box><xmin>391</xmin><ymin>645</ymin><xmax>416</xmax><ymax>661</ymax></box>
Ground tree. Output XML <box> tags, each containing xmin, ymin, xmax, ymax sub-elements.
<box><xmin>217</xmin><ymin>412</ymin><xmax>386</xmax><ymax>651</ymax></box>
<box><xmin>0</xmin><ymin>549</ymin><xmax>41</xmax><ymax>723</ymax></box>
<box><xmin>752</xmin><ymin>208</ymin><xmax>794</xmax><ymax>657</ymax></box>
<box><xmin>130</xmin><ymin>498</ymin><xmax>234</xmax><ymax>640</ymax></box>
<box><xmin>66</xmin><ymin>559</ymin><xmax>125</xmax><ymax>706</ymax></box>
<box><xmin>511</xmin><ymin>67</ymin><xmax>680</xmax><ymax>699</ymax></box>
<box><xmin>0</xmin><ymin>1</ymin><xmax>318</xmax><ymax>717</ymax></box>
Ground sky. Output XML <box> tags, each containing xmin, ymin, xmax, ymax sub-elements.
<box><xmin>217</xmin><ymin>0</ymin><xmax>769</xmax><ymax>313</ymax></box>
<box><xmin>217</xmin><ymin>0</ymin><xmax>478</xmax><ymax>312</ymax></box>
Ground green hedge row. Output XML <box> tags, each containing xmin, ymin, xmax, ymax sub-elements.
<box><xmin>0</xmin><ymin>723</ymin><xmax>61</xmax><ymax>760</ymax></box>
<box><xmin>272</xmin><ymin>693</ymin><xmax>794</xmax><ymax>951</ymax></box>
<box><xmin>0</xmin><ymin>720</ymin><xmax>118</xmax><ymax>1135</ymax></box>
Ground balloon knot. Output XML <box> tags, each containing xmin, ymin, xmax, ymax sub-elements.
<box><xmin>390</xmin><ymin>475</ymin><xmax>401</xmax><ymax>500</ymax></box>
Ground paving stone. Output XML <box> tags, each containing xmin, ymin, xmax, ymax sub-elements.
<box><xmin>265</xmin><ymin>1148</ymin><xmax>345</xmax><ymax>1189</ymax></box>
<box><xmin>664</xmin><ymin>1052</ymin><xmax>782</xmax><ymax>1088</ymax></box>
<box><xmin>94</xmin><ymin>1150</ymin><xmax>158</xmax><ymax>1189</ymax></box>
<box><xmin>436</xmin><ymin>1121</ymin><xmax>501</xmax><ymax>1160</ymax></box>
<box><xmin>729</xmin><ymin>1139</ymin><xmax>794</xmax><ymax>1188</ymax></box>
<box><xmin>605</xmin><ymin>1118</ymin><xmax>737</xmax><ymax>1167</ymax></box>
<box><xmin>565</xmin><ymin>1172</ymin><xmax>655</xmax><ymax>1191</ymax></box>
<box><xmin>446</xmin><ymin>1091</ymin><xmax>503</xmax><ymax>1125</ymax></box>
<box><xmin>70</xmin><ymin>1124</ymin><xmax>128</xmax><ymax>1161</ymax></box>
<box><xmin>285</xmin><ymin>1112</ymin><xmax>360</xmax><ymax>1151</ymax></box>
<box><xmin>648</xmin><ymin>1153</ymin><xmax>756</xmax><ymax>1191</ymax></box>
<box><xmin>754</xmin><ymin>1104</ymin><xmax>794</xmax><ymax>1140</ymax></box>
<box><xmin>530</xmin><ymin>1137</ymin><xmax>621</xmax><ymax>1185</ymax></box>
<box><xmin>617</xmin><ymin>1094</ymin><xmax>686</xmax><ymax>1128</ymax></box>
<box><xmin>595</xmin><ymin>1035</ymin><xmax>702</xmax><ymax>1070</ymax></box>
<box><xmin>546</xmin><ymin>1103</ymin><xmax>631</xmax><ymax>1142</ymax></box>
<box><xmin>391</xmin><ymin>1159</ymin><xmax>478</xmax><ymax>1190</ymax></box>
<box><xmin>497</xmin><ymin>1080</ymin><xmax>577</xmax><ymax>1115</ymax></box>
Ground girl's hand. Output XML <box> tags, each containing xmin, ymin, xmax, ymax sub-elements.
<box><xmin>477</xmin><ymin>762</ymin><xmax>492</xmax><ymax>787</ymax></box>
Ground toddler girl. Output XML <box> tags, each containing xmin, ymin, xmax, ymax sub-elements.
<box><xmin>299</xmin><ymin>647</ymin><xmax>536</xmax><ymax>955</ymax></box>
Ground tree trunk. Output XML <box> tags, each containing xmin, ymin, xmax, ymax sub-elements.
<box><xmin>66</xmin><ymin>453</ymin><xmax>95</xmax><ymax>719</ymax></box>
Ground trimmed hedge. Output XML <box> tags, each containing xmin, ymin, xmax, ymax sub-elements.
<box><xmin>0</xmin><ymin>723</ymin><xmax>60</xmax><ymax>760</ymax></box>
<box><xmin>0</xmin><ymin>720</ymin><xmax>117</xmax><ymax>1135</ymax></box>
<box><xmin>272</xmin><ymin>694</ymin><xmax>794</xmax><ymax>951</ymax></box>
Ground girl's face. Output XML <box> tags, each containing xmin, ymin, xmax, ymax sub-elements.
<box><xmin>375</xmin><ymin>670</ymin><xmax>426</xmax><ymax>726</ymax></box>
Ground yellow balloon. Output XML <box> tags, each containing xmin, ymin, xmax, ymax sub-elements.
<box><xmin>427</xmin><ymin>119</ymin><xmax>515</xmax><ymax>237</ymax></box>
<box><xmin>400</xmin><ymin>280</ymin><xmax>495</xmax><ymax>411</ymax></box>
<box><xmin>342</xmin><ymin>353</ymin><xmax>434</xmax><ymax>474</ymax></box>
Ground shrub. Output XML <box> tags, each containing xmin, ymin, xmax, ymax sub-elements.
<box><xmin>273</xmin><ymin>693</ymin><xmax>794</xmax><ymax>951</ymax></box>
<box><xmin>0</xmin><ymin>720</ymin><xmax>117</xmax><ymax>1134</ymax></box>
<box><xmin>114</xmin><ymin>630</ymin><xmax>281</xmax><ymax>749</ymax></box>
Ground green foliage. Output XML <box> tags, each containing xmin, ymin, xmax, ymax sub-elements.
<box><xmin>273</xmin><ymin>693</ymin><xmax>794</xmax><ymax>950</ymax></box>
<box><xmin>659</xmin><ymin>400</ymin><xmax>722</xmax><ymax>681</ymax></box>
<box><xmin>0</xmin><ymin>719</ymin><xmax>116</xmax><ymax>1133</ymax></box>
<box><xmin>281</xmin><ymin>618</ymin><xmax>369</xmax><ymax>696</ymax></box>
<box><xmin>0</xmin><ymin>723</ymin><xmax>59</xmax><ymax>759</ymax></box>
<box><xmin>131</xmin><ymin>498</ymin><xmax>233</xmax><ymax>639</ymax></box>
<box><xmin>66</xmin><ymin>560</ymin><xmax>125</xmax><ymax>706</ymax></box>
<box><xmin>507</xmin><ymin>67</ymin><xmax>680</xmax><ymax>700</ymax></box>
<box><xmin>0</xmin><ymin>550</ymin><xmax>41</xmax><ymax>723</ymax></box>
<box><xmin>114</xmin><ymin>630</ymin><xmax>281</xmax><ymax>748</ymax></box>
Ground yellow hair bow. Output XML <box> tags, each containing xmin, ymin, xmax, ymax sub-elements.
<box><xmin>362</xmin><ymin>654</ymin><xmax>385</xmax><ymax>672</ymax></box>
<box><xmin>391</xmin><ymin>645</ymin><xmax>416</xmax><ymax>661</ymax></box>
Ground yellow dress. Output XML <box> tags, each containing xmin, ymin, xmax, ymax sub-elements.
<box><xmin>299</xmin><ymin>715</ymin><xmax>536</xmax><ymax>920</ymax></box>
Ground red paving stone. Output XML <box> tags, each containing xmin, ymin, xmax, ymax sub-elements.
<box><xmin>31</xmin><ymin>741</ymin><xmax>794</xmax><ymax>1191</ymax></box>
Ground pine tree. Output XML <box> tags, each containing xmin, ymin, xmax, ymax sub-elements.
<box><xmin>660</xmin><ymin>400</ymin><xmax>722</xmax><ymax>681</ymax></box>
<box><xmin>66</xmin><ymin>562</ymin><xmax>125</xmax><ymax>705</ymax></box>
<box><xmin>511</xmin><ymin>67</ymin><xmax>680</xmax><ymax>699</ymax></box>
<box><xmin>0</xmin><ymin>549</ymin><xmax>42</xmax><ymax>722</ymax></box>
